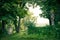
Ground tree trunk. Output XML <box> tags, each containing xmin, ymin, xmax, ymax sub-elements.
<box><xmin>49</xmin><ymin>9</ymin><xmax>55</xmax><ymax>26</ymax></box>
<box><xmin>14</xmin><ymin>17</ymin><xmax>20</xmax><ymax>33</ymax></box>
<box><xmin>1</xmin><ymin>20</ymin><xmax>6</xmax><ymax>33</ymax></box>
<box><xmin>17</xmin><ymin>17</ymin><xmax>20</xmax><ymax>33</ymax></box>
<box><xmin>49</xmin><ymin>17</ymin><xmax>52</xmax><ymax>25</ymax></box>
<box><xmin>50</xmin><ymin>9</ymin><xmax>55</xmax><ymax>25</ymax></box>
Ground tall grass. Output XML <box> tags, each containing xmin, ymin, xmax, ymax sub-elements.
<box><xmin>0</xmin><ymin>25</ymin><xmax>60</xmax><ymax>40</ymax></box>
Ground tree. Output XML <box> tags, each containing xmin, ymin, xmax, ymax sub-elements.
<box><xmin>0</xmin><ymin>0</ymin><xmax>27</xmax><ymax>33</ymax></box>
<box><xmin>38</xmin><ymin>0</ymin><xmax>60</xmax><ymax>25</ymax></box>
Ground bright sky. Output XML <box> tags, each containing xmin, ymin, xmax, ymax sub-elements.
<box><xmin>28</xmin><ymin>6</ymin><xmax>42</xmax><ymax>16</ymax></box>
<box><xmin>26</xmin><ymin>3</ymin><xmax>49</xmax><ymax>27</ymax></box>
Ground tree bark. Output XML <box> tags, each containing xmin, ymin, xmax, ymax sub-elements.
<box><xmin>50</xmin><ymin>9</ymin><xmax>55</xmax><ymax>25</ymax></box>
<box><xmin>49</xmin><ymin>17</ymin><xmax>52</xmax><ymax>25</ymax></box>
<box><xmin>49</xmin><ymin>9</ymin><xmax>55</xmax><ymax>26</ymax></box>
<box><xmin>14</xmin><ymin>17</ymin><xmax>20</xmax><ymax>33</ymax></box>
<box><xmin>17</xmin><ymin>17</ymin><xmax>20</xmax><ymax>33</ymax></box>
<box><xmin>1</xmin><ymin>20</ymin><xmax>6</xmax><ymax>33</ymax></box>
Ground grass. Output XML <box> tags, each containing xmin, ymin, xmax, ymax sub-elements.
<box><xmin>0</xmin><ymin>25</ymin><xmax>60</xmax><ymax>40</ymax></box>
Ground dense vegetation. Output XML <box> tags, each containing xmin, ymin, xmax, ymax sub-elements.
<box><xmin>0</xmin><ymin>0</ymin><xmax>60</xmax><ymax>40</ymax></box>
<box><xmin>1</xmin><ymin>25</ymin><xmax>60</xmax><ymax>40</ymax></box>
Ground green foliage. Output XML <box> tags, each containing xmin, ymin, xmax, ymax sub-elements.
<box><xmin>38</xmin><ymin>0</ymin><xmax>60</xmax><ymax>25</ymax></box>
<box><xmin>17</xmin><ymin>7</ymin><xmax>27</xmax><ymax>18</ymax></box>
<box><xmin>1</xmin><ymin>25</ymin><xmax>60</xmax><ymax>40</ymax></box>
<box><xmin>0</xmin><ymin>0</ymin><xmax>28</xmax><ymax>20</ymax></box>
<box><xmin>0</xmin><ymin>0</ymin><xmax>29</xmax><ymax>34</ymax></box>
